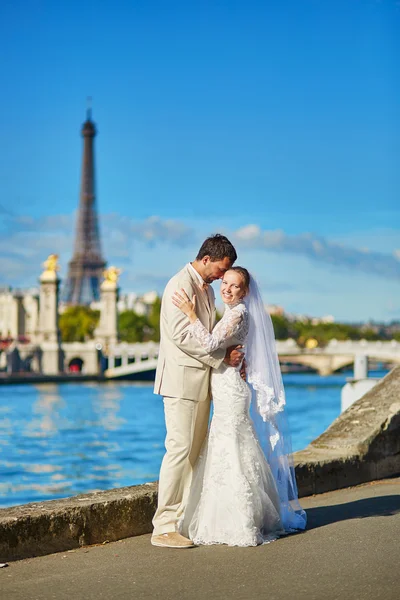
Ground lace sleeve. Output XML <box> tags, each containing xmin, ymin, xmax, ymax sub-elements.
<box><xmin>188</xmin><ymin>305</ymin><xmax>246</xmax><ymax>353</ymax></box>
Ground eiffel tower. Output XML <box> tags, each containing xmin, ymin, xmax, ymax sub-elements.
<box><xmin>64</xmin><ymin>106</ymin><xmax>106</xmax><ymax>305</ymax></box>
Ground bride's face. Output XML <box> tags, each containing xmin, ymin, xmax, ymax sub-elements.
<box><xmin>220</xmin><ymin>271</ymin><xmax>246</xmax><ymax>305</ymax></box>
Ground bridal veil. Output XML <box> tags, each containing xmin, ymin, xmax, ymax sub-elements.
<box><xmin>245</xmin><ymin>274</ymin><xmax>307</xmax><ymax>532</ymax></box>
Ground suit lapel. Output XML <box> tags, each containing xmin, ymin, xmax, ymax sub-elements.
<box><xmin>184</xmin><ymin>265</ymin><xmax>212</xmax><ymax>319</ymax></box>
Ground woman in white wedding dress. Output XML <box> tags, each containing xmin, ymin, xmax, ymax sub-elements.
<box><xmin>172</xmin><ymin>267</ymin><xmax>306</xmax><ymax>547</ymax></box>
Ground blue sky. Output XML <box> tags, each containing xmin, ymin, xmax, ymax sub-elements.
<box><xmin>0</xmin><ymin>0</ymin><xmax>399</xmax><ymax>321</ymax></box>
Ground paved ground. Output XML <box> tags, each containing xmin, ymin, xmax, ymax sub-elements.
<box><xmin>2</xmin><ymin>478</ymin><xmax>400</xmax><ymax>600</ymax></box>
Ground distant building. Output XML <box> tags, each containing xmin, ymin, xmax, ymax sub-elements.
<box><xmin>1</xmin><ymin>256</ymin><xmax>122</xmax><ymax>376</ymax></box>
<box><xmin>0</xmin><ymin>287</ymin><xmax>39</xmax><ymax>341</ymax></box>
<box><xmin>266</xmin><ymin>304</ymin><xmax>285</xmax><ymax>317</ymax></box>
<box><xmin>287</xmin><ymin>312</ymin><xmax>335</xmax><ymax>324</ymax></box>
<box><xmin>311</xmin><ymin>315</ymin><xmax>335</xmax><ymax>325</ymax></box>
<box><xmin>115</xmin><ymin>291</ymin><xmax>158</xmax><ymax>316</ymax></box>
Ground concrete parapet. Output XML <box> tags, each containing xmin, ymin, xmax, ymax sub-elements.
<box><xmin>294</xmin><ymin>366</ymin><xmax>400</xmax><ymax>496</ymax></box>
<box><xmin>0</xmin><ymin>483</ymin><xmax>157</xmax><ymax>562</ymax></box>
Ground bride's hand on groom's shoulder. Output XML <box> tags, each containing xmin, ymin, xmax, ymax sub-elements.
<box><xmin>172</xmin><ymin>289</ymin><xmax>197</xmax><ymax>322</ymax></box>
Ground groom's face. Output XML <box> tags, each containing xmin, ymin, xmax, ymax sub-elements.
<box><xmin>202</xmin><ymin>256</ymin><xmax>232</xmax><ymax>284</ymax></box>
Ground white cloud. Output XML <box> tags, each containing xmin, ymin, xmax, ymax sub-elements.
<box><xmin>232</xmin><ymin>227</ymin><xmax>400</xmax><ymax>280</ymax></box>
<box><xmin>236</xmin><ymin>224</ymin><xmax>261</xmax><ymax>241</ymax></box>
<box><xmin>0</xmin><ymin>213</ymin><xmax>196</xmax><ymax>286</ymax></box>
<box><xmin>0</xmin><ymin>213</ymin><xmax>399</xmax><ymax>291</ymax></box>
<box><xmin>129</xmin><ymin>215</ymin><xmax>194</xmax><ymax>245</ymax></box>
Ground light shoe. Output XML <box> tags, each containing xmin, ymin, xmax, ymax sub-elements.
<box><xmin>151</xmin><ymin>532</ymin><xmax>195</xmax><ymax>549</ymax></box>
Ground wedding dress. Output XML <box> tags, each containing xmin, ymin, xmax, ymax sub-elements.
<box><xmin>181</xmin><ymin>301</ymin><xmax>285</xmax><ymax>546</ymax></box>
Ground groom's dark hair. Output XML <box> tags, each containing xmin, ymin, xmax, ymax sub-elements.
<box><xmin>196</xmin><ymin>234</ymin><xmax>237</xmax><ymax>263</ymax></box>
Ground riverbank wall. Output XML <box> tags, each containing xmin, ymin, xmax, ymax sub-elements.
<box><xmin>0</xmin><ymin>373</ymin><xmax>105</xmax><ymax>385</ymax></box>
<box><xmin>293</xmin><ymin>366</ymin><xmax>400</xmax><ymax>495</ymax></box>
<box><xmin>1</xmin><ymin>366</ymin><xmax>399</xmax><ymax>562</ymax></box>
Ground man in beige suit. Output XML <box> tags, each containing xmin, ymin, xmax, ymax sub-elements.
<box><xmin>151</xmin><ymin>234</ymin><xmax>242</xmax><ymax>548</ymax></box>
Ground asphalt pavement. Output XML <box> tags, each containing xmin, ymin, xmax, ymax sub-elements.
<box><xmin>2</xmin><ymin>478</ymin><xmax>400</xmax><ymax>600</ymax></box>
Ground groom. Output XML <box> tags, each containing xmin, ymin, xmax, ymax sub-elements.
<box><xmin>151</xmin><ymin>234</ymin><xmax>243</xmax><ymax>548</ymax></box>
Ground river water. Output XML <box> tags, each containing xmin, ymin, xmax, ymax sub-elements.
<box><xmin>0</xmin><ymin>371</ymin><xmax>386</xmax><ymax>508</ymax></box>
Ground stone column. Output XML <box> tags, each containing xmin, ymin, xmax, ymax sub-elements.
<box><xmin>354</xmin><ymin>355</ymin><xmax>368</xmax><ymax>380</ymax></box>
<box><xmin>37</xmin><ymin>255</ymin><xmax>62</xmax><ymax>375</ymax></box>
<box><xmin>95</xmin><ymin>267</ymin><xmax>121</xmax><ymax>349</ymax></box>
<box><xmin>341</xmin><ymin>355</ymin><xmax>377</xmax><ymax>413</ymax></box>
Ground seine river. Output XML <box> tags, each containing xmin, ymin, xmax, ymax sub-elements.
<box><xmin>0</xmin><ymin>372</ymin><xmax>386</xmax><ymax>508</ymax></box>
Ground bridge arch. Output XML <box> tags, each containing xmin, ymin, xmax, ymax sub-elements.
<box><xmin>68</xmin><ymin>357</ymin><xmax>84</xmax><ymax>373</ymax></box>
<box><xmin>279</xmin><ymin>354</ymin><xmax>355</xmax><ymax>376</ymax></box>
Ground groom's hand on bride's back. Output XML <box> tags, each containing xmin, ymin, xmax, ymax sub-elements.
<box><xmin>224</xmin><ymin>345</ymin><xmax>244</xmax><ymax>368</ymax></box>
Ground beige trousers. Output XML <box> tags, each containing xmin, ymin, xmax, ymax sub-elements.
<box><xmin>152</xmin><ymin>396</ymin><xmax>211</xmax><ymax>535</ymax></box>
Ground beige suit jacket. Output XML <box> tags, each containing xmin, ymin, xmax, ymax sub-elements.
<box><xmin>154</xmin><ymin>264</ymin><xmax>225</xmax><ymax>401</ymax></box>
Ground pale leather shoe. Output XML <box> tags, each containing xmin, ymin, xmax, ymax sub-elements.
<box><xmin>151</xmin><ymin>532</ymin><xmax>195</xmax><ymax>549</ymax></box>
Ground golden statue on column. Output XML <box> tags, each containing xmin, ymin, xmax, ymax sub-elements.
<box><xmin>40</xmin><ymin>254</ymin><xmax>60</xmax><ymax>281</ymax></box>
<box><xmin>102</xmin><ymin>266</ymin><xmax>122</xmax><ymax>289</ymax></box>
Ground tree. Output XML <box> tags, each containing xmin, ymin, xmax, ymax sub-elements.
<box><xmin>147</xmin><ymin>296</ymin><xmax>161</xmax><ymax>342</ymax></box>
<box><xmin>118</xmin><ymin>310</ymin><xmax>152</xmax><ymax>343</ymax></box>
<box><xmin>271</xmin><ymin>315</ymin><xmax>290</xmax><ymax>340</ymax></box>
<box><xmin>291</xmin><ymin>320</ymin><xmax>365</xmax><ymax>347</ymax></box>
<box><xmin>359</xmin><ymin>328</ymin><xmax>380</xmax><ymax>341</ymax></box>
<box><xmin>59</xmin><ymin>306</ymin><xmax>100</xmax><ymax>342</ymax></box>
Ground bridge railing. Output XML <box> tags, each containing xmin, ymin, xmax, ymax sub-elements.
<box><xmin>106</xmin><ymin>341</ymin><xmax>159</xmax><ymax>370</ymax></box>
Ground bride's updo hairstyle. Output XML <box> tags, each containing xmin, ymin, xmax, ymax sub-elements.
<box><xmin>229</xmin><ymin>266</ymin><xmax>250</xmax><ymax>297</ymax></box>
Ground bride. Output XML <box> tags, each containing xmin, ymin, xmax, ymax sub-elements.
<box><xmin>172</xmin><ymin>266</ymin><xmax>307</xmax><ymax>546</ymax></box>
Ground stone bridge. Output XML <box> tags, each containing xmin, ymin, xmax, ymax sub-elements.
<box><xmin>5</xmin><ymin>339</ymin><xmax>400</xmax><ymax>378</ymax></box>
<box><xmin>105</xmin><ymin>339</ymin><xmax>400</xmax><ymax>378</ymax></box>
<box><xmin>104</xmin><ymin>342</ymin><xmax>159</xmax><ymax>379</ymax></box>
<box><xmin>275</xmin><ymin>339</ymin><xmax>400</xmax><ymax>375</ymax></box>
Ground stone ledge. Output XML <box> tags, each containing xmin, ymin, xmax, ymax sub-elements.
<box><xmin>0</xmin><ymin>482</ymin><xmax>157</xmax><ymax>562</ymax></box>
<box><xmin>294</xmin><ymin>366</ymin><xmax>400</xmax><ymax>496</ymax></box>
